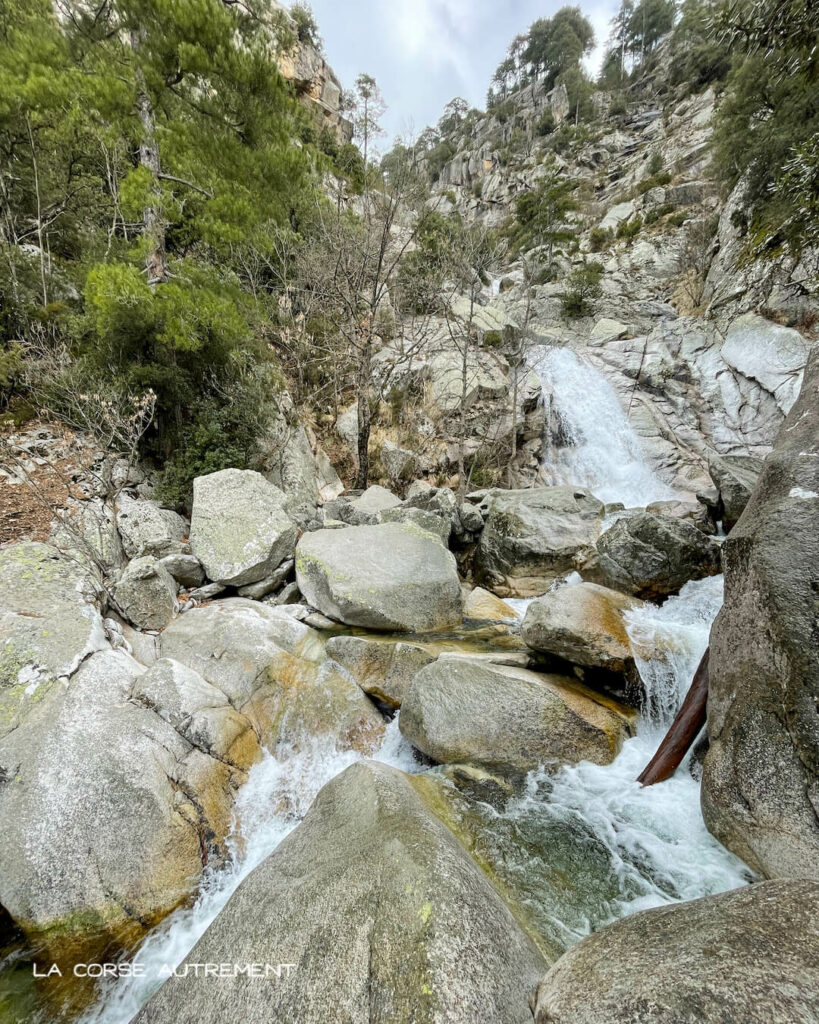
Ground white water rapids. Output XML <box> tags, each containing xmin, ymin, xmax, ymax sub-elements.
<box><xmin>532</xmin><ymin>345</ymin><xmax>674</xmax><ymax>507</ymax></box>
<box><xmin>61</xmin><ymin>341</ymin><xmax>749</xmax><ymax>1023</ymax></box>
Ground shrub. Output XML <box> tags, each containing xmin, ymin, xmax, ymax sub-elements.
<box><xmin>589</xmin><ymin>227</ymin><xmax>613</xmax><ymax>251</ymax></box>
<box><xmin>617</xmin><ymin>215</ymin><xmax>643</xmax><ymax>240</ymax></box>
<box><xmin>559</xmin><ymin>260</ymin><xmax>604</xmax><ymax>318</ymax></box>
<box><xmin>535</xmin><ymin>110</ymin><xmax>556</xmax><ymax>136</ymax></box>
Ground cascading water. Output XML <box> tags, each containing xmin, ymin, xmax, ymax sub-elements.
<box><xmin>532</xmin><ymin>345</ymin><xmax>674</xmax><ymax>507</ymax></box>
<box><xmin>77</xmin><ymin>720</ymin><xmax>418</xmax><ymax>1024</ymax></box>
<box><xmin>486</xmin><ymin>575</ymin><xmax>751</xmax><ymax>952</ymax></box>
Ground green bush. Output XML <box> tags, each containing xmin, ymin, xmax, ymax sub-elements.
<box><xmin>589</xmin><ymin>227</ymin><xmax>613</xmax><ymax>251</ymax></box>
<box><xmin>559</xmin><ymin>260</ymin><xmax>604</xmax><ymax>318</ymax></box>
<box><xmin>617</xmin><ymin>215</ymin><xmax>643</xmax><ymax>240</ymax></box>
<box><xmin>535</xmin><ymin>110</ymin><xmax>556</xmax><ymax>136</ymax></box>
<box><xmin>644</xmin><ymin>202</ymin><xmax>675</xmax><ymax>225</ymax></box>
<box><xmin>668</xmin><ymin>211</ymin><xmax>688</xmax><ymax>228</ymax></box>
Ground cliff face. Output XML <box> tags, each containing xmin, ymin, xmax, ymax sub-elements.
<box><xmin>416</xmin><ymin>46</ymin><xmax>817</xmax><ymax>498</ymax></box>
<box><xmin>267</xmin><ymin>0</ymin><xmax>352</xmax><ymax>142</ymax></box>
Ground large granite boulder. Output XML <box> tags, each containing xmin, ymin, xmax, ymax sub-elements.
<box><xmin>531</xmin><ymin>880</ymin><xmax>819</xmax><ymax>1024</ymax></box>
<box><xmin>594</xmin><ymin>512</ymin><xmax>721</xmax><ymax>599</ymax></box>
<box><xmin>719</xmin><ymin>313</ymin><xmax>812</xmax><ymax>416</ymax></box>
<box><xmin>702</xmin><ymin>350</ymin><xmax>819</xmax><ymax>879</ymax></box>
<box><xmin>474</xmin><ymin>487</ymin><xmax>604</xmax><ymax>598</ymax></box>
<box><xmin>115</xmin><ymin>496</ymin><xmax>188</xmax><ymax>560</ymax></box>
<box><xmin>159</xmin><ymin>600</ymin><xmax>384</xmax><ymax>754</ymax></box>
<box><xmin>111</xmin><ymin>555</ymin><xmax>178</xmax><ymax>631</ymax></box>
<box><xmin>707</xmin><ymin>453</ymin><xmax>764</xmax><ymax>532</ymax></box>
<box><xmin>400</xmin><ymin>659</ymin><xmax>635</xmax><ymax>772</ymax></box>
<box><xmin>0</xmin><ymin>543</ymin><xmax>107</xmax><ymax>739</ymax></box>
<box><xmin>296</xmin><ymin>522</ymin><xmax>463</xmax><ymax>632</ymax></box>
<box><xmin>521</xmin><ymin>583</ymin><xmax>643</xmax><ymax>674</ymax></box>
<box><xmin>190</xmin><ymin>469</ymin><xmax>298</xmax><ymax>587</ymax></box>
<box><xmin>325</xmin><ymin>635</ymin><xmax>434</xmax><ymax>708</ymax></box>
<box><xmin>134</xmin><ymin>761</ymin><xmax>547</xmax><ymax>1024</ymax></box>
<box><xmin>0</xmin><ymin>649</ymin><xmax>256</xmax><ymax>961</ymax></box>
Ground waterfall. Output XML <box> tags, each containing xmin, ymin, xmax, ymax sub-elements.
<box><xmin>531</xmin><ymin>345</ymin><xmax>674</xmax><ymax>507</ymax></box>
<box><xmin>78</xmin><ymin>720</ymin><xmax>419</xmax><ymax>1024</ymax></box>
<box><xmin>501</xmin><ymin>574</ymin><xmax>750</xmax><ymax>945</ymax></box>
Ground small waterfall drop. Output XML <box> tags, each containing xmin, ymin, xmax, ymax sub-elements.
<box><xmin>499</xmin><ymin>574</ymin><xmax>750</xmax><ymax>946</ymax></box>
<box><xmin>532</xmin><ymin>345</ymin><xmax>673</xmax><ymax>507</ymax></box>
<box><xmin>79</xmin><ymin>720</ymin><xmax>419</xmax><ymax>1024</ymax></box>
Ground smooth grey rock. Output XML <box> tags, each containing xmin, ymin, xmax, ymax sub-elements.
<box><xmin>521</xmin><ymin>583</ymin><xmax>643</xmax><ymax>673</ymax></box>
<box><xmin>263</xmin><ymin>408</ymin><xmax>318</xmax><ymax>513</ymax></box>
<box><xmin>404</xmin><ymin>484</ymin><xmax>458</xmax><ymax>521</ymax></box>
<box><xmin>380</xmin><ymin>439</ymin><xmax>417</xmax><ymax>481</ymax></box>
<box><xmin>349</xmin><ymin>484</ymin><xmax>402</xmax><ymax>515</ymax></box>
<box><xmin>645</xmin><ymin>498</ymin><xmax>716</xmax><ymax>534</ymax></box>
<box><xmin>0</xmin><ymin>543</ymin><xmax>107</xmax><ymax>739</ymax></box>
<box><xmin>115</xmin><ymin>497</ymin><xmax>188</xmax><ymax>560</ymax></box>
<box><xmin>272</xmin><ymin>581</ymin><xmax>301</xmax><ymax>605</ymax></box>
<box><xmin>703</xmin><ymin>350</ymin><xmax>819</xmax><ymax>879</ymax></box>
<box><xmin>531</xmin><ymin>880</ymin><xmax>819</xmax><ymax>1024</ymax></box>
<box><xmin>720</xmin><ymin>314</ymin><xmax>811</xmax><ymax>415</ymax></box>
<box><xmin>112</xmin><ymin>556</ymin><xmax>178</xmax><ymax>632</ymax></box>
<box><xmin>188</xmin><ymin>582</ymin><xmax>225</xmax><ymax>602</ymax></box>
<box><xmin>296</xmin><ymin>523</ymin><xmax>463</xmax><ymax>632</ymax></box>
<box><xmin>475</xmin><ymin>487</ymin><xmax>604</xmax><ymax>597</ymax></box>
<box><xmin>326</xmin><ymin>635</ymin><xmax>434</xmax><ymax>707</ymax></box>
<box><xmin>595</xmin><ymin>512</ymin><xmax>721</xmax><ymax>599</ymax></box>
<box><xmin>190</xmin><ymin>469</ymin><xmax>298</xmax><ymax>587</ymax></box>
<box><xmin>400</xmin><ymin>659</ymin><xmax>635</xmax><ymax>772</ymax></box>
<box><xmin>133</xmin><ymin>761</ymin><xmax>547</xmax><ymax>1024</ymax></box>
<box><xmin>707</xmin><ymin>453</ymin><xmax>764</xmax><ymax>532</ymax></box>
<box><xmin>236</xmin><ymin>558</ymin><xmax>294</xmax><ymax>600</ymax></box>
<box><xmin>0</xmin><ymin>649</ymin><xmax>248</xmax><ymax>957</ymax></box>
<box><xmin>378</xmin><ymin>505</ymin><xmax>451</xmax><ymax>544</ymax></box>
<box><xmin>158</xmin><ymin>552</ymin><xmax>205</xmax><ymax>589</ymax></box>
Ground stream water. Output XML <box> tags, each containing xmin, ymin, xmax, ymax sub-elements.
<box><xmin>2</xmin><ymin>338</ymin><xmax>751</xmax><ymax>1023</ymax></box>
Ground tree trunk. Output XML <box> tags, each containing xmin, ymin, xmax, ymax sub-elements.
<box><xmin>637</xmin><ymin>649</ymin><xmax>710</xmax><ymax>786</ymax></box>
<box><xmin>131</xmin><ymin>30</ymin><xmax>167</xmax><ymax>287</ymax></box>
<box><xmin>355</xmin><ymin>339</ymin><xmax>372</xmax><ymax>490</ymax></box>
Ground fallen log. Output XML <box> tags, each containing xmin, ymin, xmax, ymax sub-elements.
<box><xmin>637</xmin><ymin>648</ymin><xmax>709</xmax><ymax>786</ymax></box>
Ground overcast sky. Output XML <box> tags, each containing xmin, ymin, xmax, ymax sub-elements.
<box><xmin>288</xmin><ymin>0</ymin><xmax>618</xmax><ymax>145</ymax></box>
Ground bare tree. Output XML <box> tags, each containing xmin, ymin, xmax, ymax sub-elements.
<box><xmin>677</xmin><ymin>218</ymin><xmax>717</xmax><ymax>309</ymax></box>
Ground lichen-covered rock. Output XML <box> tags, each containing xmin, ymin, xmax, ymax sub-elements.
<box><xmin>531</xmin><ymin>880</ymin><xmax>819</xmax><ymax>1024</ymax></box>
<box><xmin>133</xmin><ymin>761</ymin><xmax>547</xmax><ymax>1024</ymax></box>
<box><xmin>378</xmin><ymin>505</ymin><xmax>451</xmax><ymax>544</ymax></box>
<box><xmin>326</xmin><ymin>635</ymin><xmax>434</xmax><ymax>708</ymax></box>
<box><xmin>115</xmin><ymin>496</ymin><xmax>188</xmax><ymax>560</ymax></box>
<box><xmin>400</xmin><ymin>659</ymin><xmax>635</xmax><ymax>772</ymax></box>
<box><xmin>594</xmin><ymin>512</ymin><xmax>721</xmax><ymax>599</ymax></box>
<box><xmin>702</xmin><ymin>350</ymin><xmax>819</xmax><ymax>879</ymax></box>
<box><xmin>0</xmin><ymin>649</ymin><xmax>251</xmax><ymax>961</ymax></box>
<box><xmin>296</xmin><ymin>523</ymin><xmax>463</xmax><ymax>632</ymax></box>
<box><xmin>112</xmin><ymin>556</ymin><xmax>178</xmax><ymax>631</ymax></box>
<box><xmin>521</xmin><ymin>583</ymin><xmax>643</xmax><ymax>674</ymax></box>
<box><xmin>380</xmin><ymin>439</ymin><xmax>417</xmax><ymax>482</ymax></box>
<box><xmin>0</xmin><ymin>543</ymin><xmax>107</xmax><ymax>740</ymax></box>
<box><xmin>190</xmin><ymin>469</ymin><xmax>298</xmax><ymax>587</ymax></box>
<box><xmin>475</xmin><ymin>487</ymin><xmax>604</xmax><ymax>598</ymax></box>
<box><xmin>349</xmin><ymin>484</ymin><xmax>402</xmax><ymax>515</ymax></box>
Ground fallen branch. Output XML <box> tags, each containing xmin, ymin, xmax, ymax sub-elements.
<box><xmin>637</xmin><ymin>649</ymin><xmax>709</xmax><ymax>786</ymax></box>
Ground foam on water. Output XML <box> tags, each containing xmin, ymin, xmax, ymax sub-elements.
<box><xmin>503</xmin><ymin>574</ymin><xmax>750</xmax><ymax>937</ymax></box>
<box><xmin>79</xmin><ymin>718</ymin><xmax>419</xmax><ymax>1024</ymax></box>
<box><xmin>532</xmin><ymin>345</ymin><xmax>674</xmax><ymax>507</ymax></box>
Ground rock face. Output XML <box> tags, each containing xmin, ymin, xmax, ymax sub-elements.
<box><xmin>595</xmin><ymin>512</ymin><xmax>721</xmax><ymax>599</ymax></box>
<box><xmin>112</xmin><ymin>555</ymin><xmax>178</xmax><ymax>631</ymax></box>
<box><xmin>521</xmin><ymin>583</ymin><xmax>642</xmax><ymax>674</ymax></box>
<box><xmin>400</xmin><ymin>659</ymin><xmax>634</xmax><ymax>772</ymax></box>
<box><xmin>475</xmin><ymin>488</ymin><xmax>604</xmax><ymax>598</ymax></box>
<box><xmin>702</xmin><ymin>351</ymin><xmax>819</xmax><ymax>879</ymax></box>
<box><xmin>115</xmin><ymin>497</ymin><xmax>188</xmax><ymax>560</ymax></box>
<box><xmin>296</xmin><ymin>522</ymin><xmax>463</xmax><ymax>632</ymax></box>
<box><xmin>190</xmin><ymin>469</ymin><xmax>298</xmax><ymax>587</ymax></box>
<box><xmin>464</xmin><ymin>586</ymin><xmax>520</xmax><ymax>620</ymax></box>
<box><xmin>325</xmin><ymin>635</ymin><xmax>434</xmax><ymax>708</ymax></box>
<box><xmin>134</xmin><ymin>761</ymin><xmax>547</xmax><ymax>1024</ymax></box>
<box><xmin>0</xmin><ymin>649</ymin><xmax>253</xmax><ymax>957</ymax></box>
<box><xmin>707</xmin><ymin>453</ymin><xmax>763</xmax><ymax>532</ymax></box>
<box><xmin>0</xmin><ymin>543</ymin><xmax>107</xmax><ymax>739</ymax></box>
<box><xmin>531</xmin><ymin>880</ymin><xmax>819</xmax><ymax>1024</ymax></box>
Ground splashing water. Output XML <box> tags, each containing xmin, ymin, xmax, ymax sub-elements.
<box><xmin>494</xmin><ymin>574</ymin><xmax>750</xmax><ymax>949</ymax></box>
<box><xmin>78</xmin><ymin>719</ymin><xmax>419</xmax><ymax>1024</ymax></box>
<box><xmin>532</xmin><ymin>346</ymin><xmax>674</xmax><ymax>507</ymax></box>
